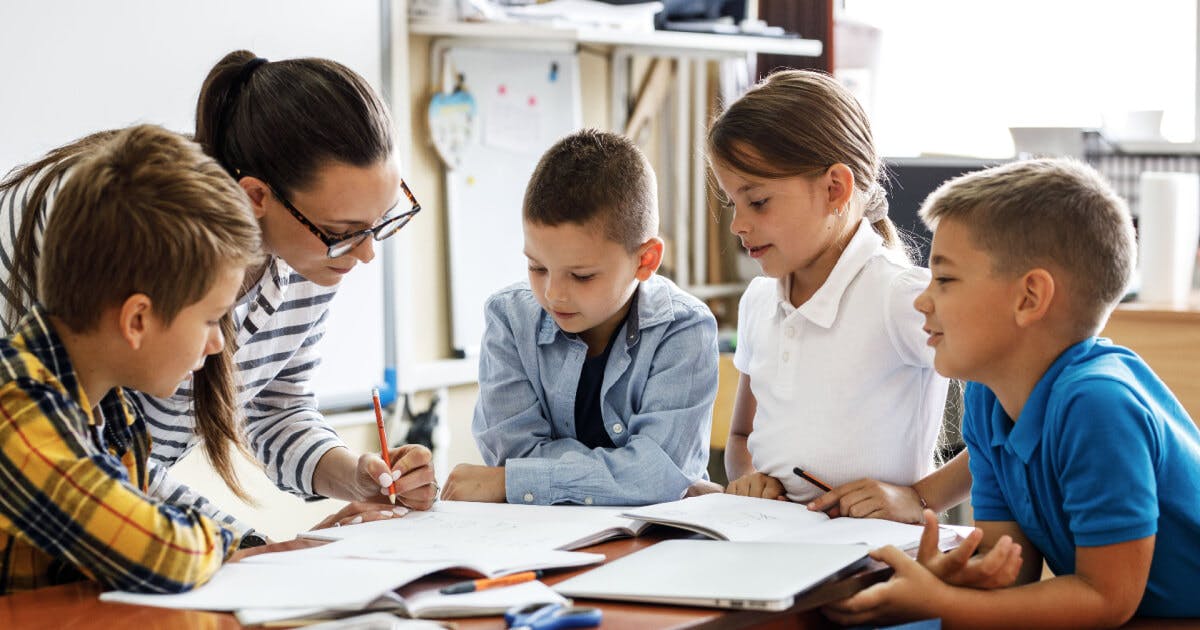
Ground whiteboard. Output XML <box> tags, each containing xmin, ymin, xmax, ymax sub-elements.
<box><xmin>0</xmin><ymin>0</ymin><xmax>387</xmax><ymax>410</ymax></box>
<box><xmin>443</xmin><ymin>46</ymin><xmax>582</xmax><ymax>355</ymax></box>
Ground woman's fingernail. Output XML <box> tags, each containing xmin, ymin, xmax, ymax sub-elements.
<box><xmin>391</xmin><ymin>469</ymin><xmax>404</xmax><ymax>482</ymax></box>
<box><xmin>393</xmin><ymin>506</ymin><xmax>410</xmax><ymax>516</ymax></box>
<box><xmin>378</xmin><ymin>473</ymin><xmax>392</xmax><ymax>487</ymax></box>
<box><xmin>349</xmin><ymin>516</ymin><xmax>363</xmax><ymax>525</ymax></box>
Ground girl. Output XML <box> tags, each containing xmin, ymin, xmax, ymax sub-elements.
<box><xmin>0</xmin><ymin>50</ymin><xmax>436</xmax><ymax>540</ymax></box>
<box><xmin>709</xmin><ymin>70</ymin><xmax>968</xmax><ymax>523</ymax></box>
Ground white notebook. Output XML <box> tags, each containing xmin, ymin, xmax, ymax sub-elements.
<box><xmin>554</xmin><ymin>540</ymin><xmax>869</xmax><ymax>611</ymax></box>
<box><xmin>302</xmin><ymin>500</ymin><xmax>650</xmax><ymax>551</ymax></box>
<box><xmin>623</xmin><ymin>493</ymin><xmax>961</xmax><ymax>550</ymax></box>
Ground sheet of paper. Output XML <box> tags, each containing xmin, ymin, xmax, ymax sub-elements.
<box><xmin>304</xmin><ymin>501</ymin><xmax>642</xmax><ymax>550</ymax></box>
<box><xmin>623</xmin><ymin>493</ymin><xmax>956</xmax><ymax>550</ymax></box>
<box><xmin>623</xmin><ymin>493</ymin><xmax>830</xmax><ymax>540</ymax></box>
<box><xmin>245</xmin><ymin>537</ymin><xmax>603</xmax><ymax>576</ymax></box>
<box><xmin>99</xmin><ymin>558</ymin><xmax>451</xmax><ymax>611</ymax></box>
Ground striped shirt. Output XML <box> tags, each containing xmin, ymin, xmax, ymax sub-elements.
<box><xmin>0</xmin><ymin>304</ymin><xmax>238</xmax><ymax>594</ymax></box>
<box><xmin>0</xmin><ymin>167</ymin><xmax>347</xmax><ymax>536</ymax></box>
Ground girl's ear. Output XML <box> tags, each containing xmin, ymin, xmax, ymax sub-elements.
<box><xmin>826</xmin><ymin>163</ymin><xmax>855</xmax><ymax>215</ymax></box>
<box><xmin>239</xmin><ymin>176</ymin><xmax>271</xmax><ymax>220</ymax></box>
<box><xmin>635</xmin><ymin>237</ymin><xmax>665</xmax><ymax>281</ymax></box>
<box><xmin>118</xmin><ymin>293</ymin><xmax>155</xmax><ymax>350</ymax></box>
<box><xmin>1013</xmin><ymin>268</ymin><xmax>1056</xmax><ymax>328</ymax></box>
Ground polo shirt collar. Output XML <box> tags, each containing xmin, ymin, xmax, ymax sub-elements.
<box><xmin>537</xmin><ymin>278</ymin><xmax>673</xmax><ymax>348</ymax></box>
<box><xmin>993</xmin><ymin>337</ymin><xmax>1099</xmax><ymax>461</ymax></box>
<box><xmin>773</xmin><ymin>218</ymin><xmax>882</xmax><ymax>328</ymax></box>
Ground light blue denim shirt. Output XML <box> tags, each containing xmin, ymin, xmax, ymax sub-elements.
<box><xmin>473</xmin><ymin>274</ymin><xmax>719</xmax><ymax>506</ymax></box>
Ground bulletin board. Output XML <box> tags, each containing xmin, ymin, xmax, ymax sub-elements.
<box><xmin>442</xmin><ymin>46</ymin><xmax>582</xmax><ymax>355</ymax></box>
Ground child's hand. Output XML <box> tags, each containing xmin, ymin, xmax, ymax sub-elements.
<box><xmin>229</xmin><ymin>537</ymin><xmax>329</xmax><ymax>562</ymax></box>
<box><xmin>806</xmin><ymin>478</ymin><xmax>924</xmax><ymax>522</ymax></box>
<box><xmin>725</xmin><ymin>472</ymin><xmax>786</xmax><ymax>500</ymax></box>
<box><xmin>355</xmin><ymin>444</ymin><xmax>438</xmax><ymax>510</ymax></box>
<box><xmin>821</xmin><ymin>543</ymin><xmax>947</xmax><ymax>626</ymax></box>
<box><xmin>685</xmin><ymin>479</ymin><xmax>725</xmax><ymax>497</ymax></box>
<box><xmin>441</xmin><ymin>464</ymin><xmax>507</xmax><ymax>502</ymax></box>
<box><xmin>913</xmin><ymin>510</ymin><xmax>1023</xmax><ymax>589</ymax></box>
<box><xmin>309</xmin><ymin>500</ymin><xmax>410</xmax><ymax>530</ymax></box>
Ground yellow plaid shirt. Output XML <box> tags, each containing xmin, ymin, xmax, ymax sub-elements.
<box><xmin>0</xmin><ymin>305</ymin><xmax>238</xmax><ymax>594</ymax></box>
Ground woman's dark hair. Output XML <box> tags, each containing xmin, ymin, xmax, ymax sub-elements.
<box><xmin>195</xmin><ymin>49</ymin><xmax>395</xmax><ymax>197</ymax></box>
<box><xmin>0</xmin><ymin>49</ymin><xmax>395</xmax><ymax>502</ymax></box>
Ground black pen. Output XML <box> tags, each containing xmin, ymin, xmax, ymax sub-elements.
<box><xmin>793</xmin><ymin>467</ymin><xmax>833</xmax><ymax>492</ymax></box>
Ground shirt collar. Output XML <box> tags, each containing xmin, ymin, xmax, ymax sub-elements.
<box><xmin>537</xmin><ymin>276</ymin><xmax>676</xmax><ymax>347</ymax></box>
<box><xmin>12</xmin><ymin>303</ymin><xmax>135</xmax><ymax>428</ymax></box>
<box><xmin>773</xmin><ymin>218</ymin><xmax>885</xmax><ymax>328</ymax></box>
<box><xmin>992</xmin><ymin>337</ymin><xmax>1100</xmax><ymax>461</ymax></box>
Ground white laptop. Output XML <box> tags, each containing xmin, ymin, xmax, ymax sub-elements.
<box><xmin>553</xmin><ymin>540</ymin><xmax>869</xmax><ymax>611</ymax></box>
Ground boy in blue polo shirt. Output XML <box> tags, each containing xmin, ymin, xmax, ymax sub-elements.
<box><xmin>440</xmin><ymin>129</ymin><xmax>719</xmax><ymax>506</ymax></box>
<box><xmin>825</xmin><ymin>158</ymin><xmax>1200</xmax><ymax>626</ymax></box>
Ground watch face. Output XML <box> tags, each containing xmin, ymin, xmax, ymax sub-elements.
<box><xmin>240</xmin><ymin>534</ymin><xmax>267</xmax><ymax>549</ymax></box>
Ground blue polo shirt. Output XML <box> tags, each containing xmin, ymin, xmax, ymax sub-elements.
<box><xmin>964</xmin><ymin>337</ymin><xmax>1200</xmax><ymax>617</ymax></box>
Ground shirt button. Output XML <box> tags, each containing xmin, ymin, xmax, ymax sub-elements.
<box><xmin>781</xmin><ymin>351</ymin><xmax>790</xmax><ymax>362</ymax></box>
<box><xmin>785</xmin><ymin>326</ymin><xmax>795</xmax><ymax>338</ymax></box>
<box><xmin>612</xmin><ymin>424</ymin><xmax>624</xmax><ymax>434</ymax></box>
<box><xmin>584</xmin><ymin>497</ymin><xmax>594</xmax><ymax>505</ymax></box>
<box><xmin>523</xmin><ymin>492</ymin><xmax>534</xmax><ymax>503</ymax></box>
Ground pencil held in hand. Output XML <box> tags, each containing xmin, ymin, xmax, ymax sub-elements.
<box><xmin>793</xmin><ymin>467</ymin><xmax>833</xmax><ymax>492</ymax></box>
<box><xmin>373</xmin><ymin>388</ymin><xmax>397</xmax><ymax>504</ymax></box>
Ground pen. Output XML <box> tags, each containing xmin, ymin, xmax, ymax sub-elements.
<box><xmin>439</xmin><ymin>570</ymin><xmax>544</xmax><ymax>595</ymax></box>
<box><xmin>792</xmin><ymin>467</ymin><xmax>833</xmax><ymax>493</ymax></box>
<box><xmin>373</xmin><ymin>388</ymin><xmax>397</xmax><ymax>505</ymax></box>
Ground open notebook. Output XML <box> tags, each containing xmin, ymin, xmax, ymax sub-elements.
<box><xmin>555</xmin><ymin>539</ymin><xmax>870</xmax><ymax>611</ymax></box>
<box><xmin>302</xmin><ymin>500</ymin><xmax>652</xmax><ymax>550</ymax></box>
<box><xmin>100</xmin><ymin>546</ymin><xmax>601</xmax><ymax>613</ymax></box>
<box><xmin>623</xmin><ymin>493</ymin><xmax>963</xmax><ymax>550</ymax></box>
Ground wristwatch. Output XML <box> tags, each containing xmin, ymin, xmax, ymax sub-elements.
<box><xmin>239</xmin><ymin>531</ymin><xmax>268</xmax><ymax>549</ymax></box>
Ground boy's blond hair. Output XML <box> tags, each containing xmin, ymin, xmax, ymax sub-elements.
<box><xmin>919</xmin><ymin>158</ymin><xmax>1135</xmax><ymax>336</ymax></box>
<box><xmin>40</xmin><ymin>124</ymin><xmax>262</xmax><ymax>501</ymax></box>
<box><xmin>523</xmin><ymin>129</ymin><xmax>658</xmax><ymax>252</ymax></box>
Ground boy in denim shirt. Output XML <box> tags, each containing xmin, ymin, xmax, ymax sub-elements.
<box><xmin>442</xmin><ymin>130</ymin><xmax>719</xmax><ymax>506</ymax></box>
<box><xmin>825</xmin><ymin>159</ymin><xmax>1200</xmax><ymax>626</ymax></box>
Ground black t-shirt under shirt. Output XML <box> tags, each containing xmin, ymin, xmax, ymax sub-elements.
<box><xmin>572</xmin><ymin>315</ymin><xmax>630</xmax><ymax>450</ymax></box>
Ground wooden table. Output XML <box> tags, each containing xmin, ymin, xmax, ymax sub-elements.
<box><xmin>4</xmin><ymin>531</ymin><xmax>1197</xmax><ymax>629</ymax></box>
<box><xmin>1104</xmin><ymin>293</ymin><xmax>1200</xmax><ymax>421</ymax></box>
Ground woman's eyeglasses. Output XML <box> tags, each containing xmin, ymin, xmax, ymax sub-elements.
<box><xmin>269</xmin><ymin>179</ymin><xmax>421</xmax><ymax>258</ymax></box>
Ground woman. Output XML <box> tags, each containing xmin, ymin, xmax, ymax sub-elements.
<box><xmin>0</xmin><ymin>50</ymin><xmax>436</xmax><ymax>541</ymax></box>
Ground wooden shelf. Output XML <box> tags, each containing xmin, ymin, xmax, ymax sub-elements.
<box><xmin>408</xmin><ymin>20</ymin><xmax>823</xmax><ymax>57</ymax></box>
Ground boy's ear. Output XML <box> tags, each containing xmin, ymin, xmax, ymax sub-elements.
<box><xmin>635</xmin><ymin>237</ymin><xmax>665</xmax><ymax>281</ymax></box>
<box><xmin>826</xmin><ymin>163</ymin><xmax>855</xmax><ymax>215</ymax></box>
<box><xmin>1013</xmin><ymin>268</ymin><xmax>1056</xmax><ymax>328</ymax></box>
<box><xmin>238</xmin><ymin>176</ymin><xmax>271</xmax><ymax>220</ymax></box>
<box><xmin>117</xmin><ymin>293</ymin><xmax>155</xmax><ymax>350</ymax></box>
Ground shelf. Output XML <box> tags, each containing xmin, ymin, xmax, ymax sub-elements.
<box><xmin>408</xmin><ymin>20</ymin><xmax>822</xmax><ymax>57</ymax></box>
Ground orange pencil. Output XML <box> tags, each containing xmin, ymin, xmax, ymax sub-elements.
<box><xmin>439</xmin><ymin>570</ymin><xmax>544</xmax><ymax>595</ymax></box>
<box><xmin>373</xmin><ymin>388</ymin><xmax>397</xmax><ymax>505</ymax></box>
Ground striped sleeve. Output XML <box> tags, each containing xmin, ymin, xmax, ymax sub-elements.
<box><xmin>145</xmin><ymin>459</ymin><xmax>254</xmax><ymax>537</ymax></box>
<box><xmin>0</xmin><ymin>169</ymin><xmax>58</xmax><ymax>335</ymax></box>
<box><xmin>0</xmin><ymin>382</ymin><xmax>236</xmax><ymax>594</ymax></box>
<box><xmin>242</xmin><ymin>303</ymin><xmax>344</xmax><ymax>498</ymax></box>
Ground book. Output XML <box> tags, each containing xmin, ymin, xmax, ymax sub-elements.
<box><xmin>622</xmin><ymin>493</ymin><xmax>962</xmax><ymax>550</ymax></box>
<box><xmin>234</xmin><ymin>580</ymin><xmax>568</xmax><ymax>625</ymax></box>
<box><xmin>301</xmin><ymin>500</ymin><xmax>652</xmax><ymax>551</ymax></box>
<box><xmin>100</xmin><ymin>548</ymin><xmax>600</xmax><ymax>613</ymax></box>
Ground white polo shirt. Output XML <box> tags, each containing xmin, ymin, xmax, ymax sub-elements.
<box><xmin>734</xmin><ymin>219</ymin><xmax>948</xmax><ymax>502</ymax></box>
